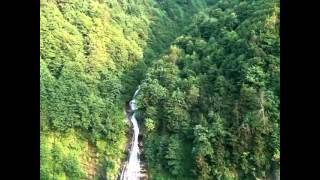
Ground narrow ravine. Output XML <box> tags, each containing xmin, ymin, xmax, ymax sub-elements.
<box><xmin>120</xmin><ymin>86</ymin><xmax>145</xmax><ymax>180</ymax></box>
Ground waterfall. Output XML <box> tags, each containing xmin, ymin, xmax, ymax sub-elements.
<box><xmin>120</xmin><ymin>86</ymin><xmax>141</xmax><ymax>180</ymax></box>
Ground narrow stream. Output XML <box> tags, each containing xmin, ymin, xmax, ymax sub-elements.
<box><xmin>120</xmin><ymin>86</ymin><xmax>142</xmax><ymax>180</ymax></box>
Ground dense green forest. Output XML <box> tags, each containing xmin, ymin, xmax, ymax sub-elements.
<box><xmin>40</xmin><ymin>0</ymin><xmax>279</xmax><ymax>179</ymax></box>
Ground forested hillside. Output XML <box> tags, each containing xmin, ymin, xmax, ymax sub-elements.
<box><xmin>40</xmin><ymin>0</ymin><xmax>279</xmax><ymax>179</ymax></box>
<box><xmin>40</xmin><ymin>0</ymin><xmax>214</xmax><ymax>179</ymax></box>
<box><xmin>136</xmin><ymin>0</ymin><xmax>280</xmax><ymax>179</ymax></box>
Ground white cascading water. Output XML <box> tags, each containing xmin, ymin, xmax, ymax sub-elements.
<box><xmin>120</xmin><ymin>86</ymin><xmax>141</xmax><ymax>180</ymax></box>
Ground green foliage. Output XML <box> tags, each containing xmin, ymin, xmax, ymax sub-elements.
<box><xmin>138</xmin><ymin>0</ymin><xmax>280</xmax><ymax>179</ymax></box>
<box><xmin>62</xmin><ymin>155</ymin><xmax>85</xmax><ymax>179</ymax></box>
<box><xmin>145</xmin><ymin>118</ymin><xmax>155</xmax><ymax>132</ymax></box>
<box><xmin>41</xmin><ymin>0</ymin><xmax>279</xmax><ymax>179</ymax></box>
<box><xmin>165</xmin><ymin>135</ymin><xmax>184</xmax><ymax>176</ymax></box>
<box><xmin>41</xmin><ymin>0</ymin><xmax>212</xmax><ymax>177</ymax></box>
<box><xmin>137</xmin><ymin>78</ymin><xmax>168</xmax><ymax>108</ymax></box>
<box><xmin>40</xmin><ymin>0</ymin><xmax>154</xmax><ymax>178</ymax></box>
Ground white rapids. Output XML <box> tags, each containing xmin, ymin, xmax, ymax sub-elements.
<box><xmin>120</xmin><ymin>86</ymin><xmax>141</xmax><ymax>180</ymax></box>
